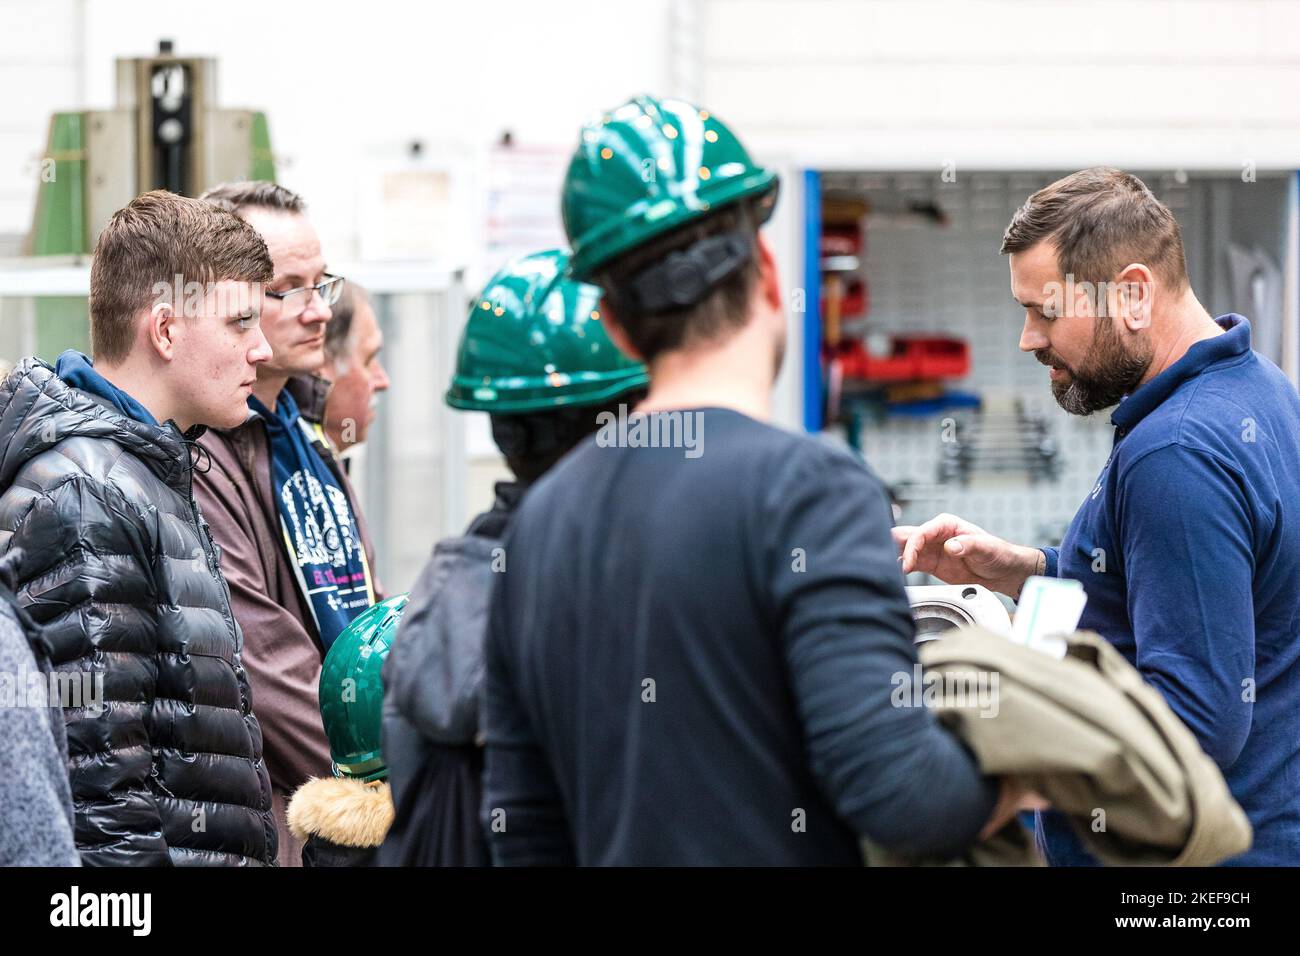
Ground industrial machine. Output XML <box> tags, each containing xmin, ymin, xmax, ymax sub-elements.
<box><xmin>28</xmin><ymin>39</ymin><xmax>276</xmax><ymax>257</ymax></box>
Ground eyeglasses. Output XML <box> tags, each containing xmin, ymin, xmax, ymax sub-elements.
<box><xmin>265</xmin><ymin>273</ymin><xmax>345</xmax><ymax>316</ymax></box>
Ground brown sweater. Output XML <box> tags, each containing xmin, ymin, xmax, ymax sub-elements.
<box><xmin>193</xmin><ymin>374</ymin><xmax>383</xmax><ymax>865</ymax></box>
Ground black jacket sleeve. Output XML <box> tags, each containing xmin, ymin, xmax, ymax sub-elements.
<box><xmin>480</xmin><ymin>566</ymin><xmax>576</xmax><ymax>866</ymax></box>
<box><xmin>767</xmin><ymin>447</ymin><xmax>998</xmax><ymax>859</ymax></box>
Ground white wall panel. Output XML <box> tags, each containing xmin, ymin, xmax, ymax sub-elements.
<box><xmin>700</xmin><ymin>0</ymin><xmax>1300</xmax><ymax>169</ymax></box>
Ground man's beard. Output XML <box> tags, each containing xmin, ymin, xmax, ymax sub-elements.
<box><xmin>1037</xmin><ymin>319</ymin><xmax>1152</xmax><ymax>416</ymax></box>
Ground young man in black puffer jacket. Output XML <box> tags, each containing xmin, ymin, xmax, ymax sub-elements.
<box><xmin>0</xmin><ymin>191</ymin><xmax>280</xmax><ymax>865</ymax></box>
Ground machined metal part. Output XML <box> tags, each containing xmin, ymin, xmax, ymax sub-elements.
<box><xmin>117</xmin><ymin>50</ymin><xmax>217</xmax><ymax>196</ymax></box>
<box><xmin>906</xmin><ymin>583</ymin><xmax>1012</xmax><ymax>643</ymax></box>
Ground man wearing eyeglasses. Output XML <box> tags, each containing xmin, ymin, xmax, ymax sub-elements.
<box><xmin>196</xmin><ymin>181</ymin><xmax>384</xmax><ymax>866</ymax></box>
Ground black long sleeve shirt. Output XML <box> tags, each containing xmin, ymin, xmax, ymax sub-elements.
<box><xmin>483</xmin><ymin>407</ymin><xmax>996</xmax><ymax>865</ymax></box>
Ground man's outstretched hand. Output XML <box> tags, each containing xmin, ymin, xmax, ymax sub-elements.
<box><xmin>892</xmin><ymin>513</ymin><xmax>1044</xmax><ymax>598</ymax></box>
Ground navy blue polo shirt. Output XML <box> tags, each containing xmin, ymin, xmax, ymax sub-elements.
<box><xmin>1037</xmin><ymin>315</ymin><xmax>1300</xmax><ymax>866</ymax></box>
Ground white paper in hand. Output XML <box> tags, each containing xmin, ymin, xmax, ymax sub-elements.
<box><xmin>1009</xmin><ymin>575</ymin><xmax>1087</xmax><ymax>659</ymax></box>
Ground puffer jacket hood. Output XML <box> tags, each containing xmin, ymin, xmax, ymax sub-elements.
<box><xmin>0</xmin><ymin>358</ymin><xmax>196</xmax><ymax>490</ymax></box>
<box><xmin>0</xmin><ymin>358</ymin><xmax>277</xmax><ymax>866</ymax></box>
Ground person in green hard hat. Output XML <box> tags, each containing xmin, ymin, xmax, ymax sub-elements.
<box><xmin>287</xmin><ymin>595</ymin><xmax>406</xmax><ymax>867</ymax></box>
<box><xmin>376</xmin><ymin>249</ymin><xmax>648</xmax><ymax>867</ymax></box>
<box><xmin>480</xmin><ymin>96</ymin><xmax>1035</xmax><ymax>865</ymax></box>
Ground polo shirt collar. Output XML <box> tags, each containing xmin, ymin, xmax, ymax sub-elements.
<box><xmin>1111</xmin><ymin>314</ymin><xmax>1251</xmax><ymax>431</ymax></box>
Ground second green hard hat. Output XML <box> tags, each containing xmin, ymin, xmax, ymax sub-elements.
<box><xmin>561</xmin><ymin>94</ymin><xmax>779</xmax><ymax>283</ymax></box>
<box><xmin>445</xmin><ymin>248</ymin><xmax>648</xmax><ymax>413</ymax></box>
<box><xmin>318</xmin><ymin>594</ymin><xmax>407</xmax><ymax>782</ymax></box>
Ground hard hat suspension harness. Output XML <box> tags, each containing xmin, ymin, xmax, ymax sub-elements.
<box><xmin>621</xmin><ymin>230</ymin><xmax>755</xmax><ymax>313</ymax></box>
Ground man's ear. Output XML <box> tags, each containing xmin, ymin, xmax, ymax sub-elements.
<box><xmin>755</xmin><ymin>232</ymin><xmax>782</xmax><ymax>314</ymax></box>
<box><xmin>597</xmin><ymin>296</ymin><xmax>645</xmax><ymax>363</ymax></box>
<box><xmin>146</xmin><ymin>302</ymin><xmax>178</xmax><ymax>361</ymax></box>
<box><xmin>1114</xmin><ymin>263</ymin><xmax>1154</xmax><ymax>331</ymax></box>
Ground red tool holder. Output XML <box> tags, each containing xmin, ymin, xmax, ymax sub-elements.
<box><xmin>833</xmin><ymin>336</ymin><xmax>970</xmax><ymax>382</ymax></box>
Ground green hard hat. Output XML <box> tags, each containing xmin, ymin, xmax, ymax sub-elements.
<box><xmin>561</xmin><ymin>94</ymin><xmax>779</xmax><ymax>282</ymax></box>
<box><xmin>318</xmin><ymin>594</ymin><xmax>408</xmax><ymax>781</ymax></box>
<box><xmin>445</xmin><ymin>248</ymin><xmax>649</xmax><ymax>413</ymax></box>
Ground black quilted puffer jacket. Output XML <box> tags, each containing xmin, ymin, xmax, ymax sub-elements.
<box><xmin>0</xmin><ymin>359</ymin><xmax>277</xmax><ymax>866</ymax></box>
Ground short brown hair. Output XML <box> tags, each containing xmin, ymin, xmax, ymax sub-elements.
<box><xmin>324</xmin><ymin>282</ymin><xmax>370</xmax><ymax>365</ymax></box>
<box><xmin>89</xmin><ymin>190</ymin><xmax>274</xmax><ymax>363</ymax></box>
<box><xmin>595</xmin><ymin>197</ymin><xmax>767</xmax><ymax>362</ymax></box>
<box><xmin>1000</xmin><ymin>167</ymin><xmax>1188</xmax><ymax>292</ymax></box>
<box><xmin>199</xmin><ymin>180</ymin><xmax>306</xmax><ymax>216</ymax></box>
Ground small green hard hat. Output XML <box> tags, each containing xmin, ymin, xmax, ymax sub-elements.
<box><xmin>318</xmin><ymin>594</ymin><xmax>408</xmax><ymax>781</ymax></box>
<box><xmin>561</xmin><ymin>94</ymin><xmax>779</xmax><ymax>282</ymax></box>
<box><xmin>445</xmin><ymin>248</ymin><xmax>649</xmax><ymax>413</ymax></box>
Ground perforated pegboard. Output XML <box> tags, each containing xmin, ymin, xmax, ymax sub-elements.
<box><xmin>823</xmin><ymin>170</ymin><xmax>1134</xmax><ymax>550</ymax></box>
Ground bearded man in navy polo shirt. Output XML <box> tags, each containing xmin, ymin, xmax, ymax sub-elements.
<box><xmin>895</xmin><ymin>167</ymin><xmax>1300</xmax><ymax>866</ymax></box>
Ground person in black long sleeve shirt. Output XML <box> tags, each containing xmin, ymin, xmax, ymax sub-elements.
<box><xmin>485</xmin><ymin>408</ymin><xmax>1000</xmax><ymax>864</ymax></box>
<box><xmin>481</xmin><ymin>94</ymin><xmax>1008</xmax><ymax>865</ymax></box>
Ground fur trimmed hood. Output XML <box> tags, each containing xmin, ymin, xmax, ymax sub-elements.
<box><xmin>287</xmin><ymin>777</ymin><xmax>395</xmax><ymax>848</ymax></box>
